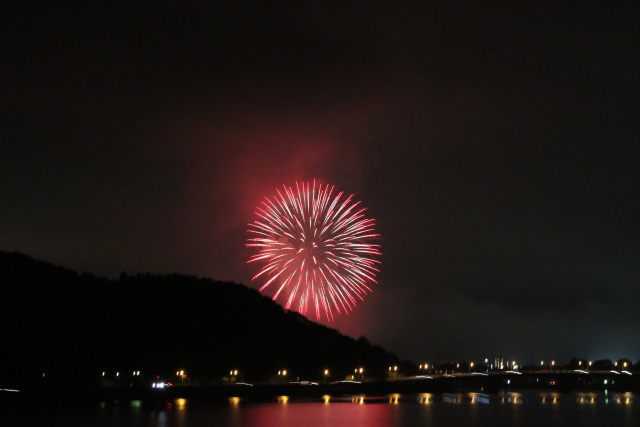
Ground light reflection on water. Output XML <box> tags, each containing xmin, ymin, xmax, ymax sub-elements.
<box><xmin>351</xmin><ymin>395</ymin><xmax>364</xmax><ymax>404</ymax></box>
<box><xmin>417</xmin><ymin>393</ymin><xmax>433</xmax><ymax>404</ymax></box>
<box><xmin>7</xmin><ymin>391</ymin><xmax>639</xmax><ymax>427</ymax></box>
<box><xmin>153</xmin><ymin>392</ymin><xmax>637</xmax><ymax>427</ymax></box>
<box><xmin>276</xmin><ymin>395</ymin><xmax>289</xmax><ymax>404</ymax></box>
<box><xmin>175</xmin><ymin>398</ymin><xmax>187</xmax><ymax>410</ymax></box>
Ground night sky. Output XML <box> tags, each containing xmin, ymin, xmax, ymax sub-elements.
<box><xmin>2</xmin><ymin>3</ymin><xmax>639</xmax><ymax>364</ymax></box>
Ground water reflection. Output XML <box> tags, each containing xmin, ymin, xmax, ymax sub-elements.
<box><xmin>352</xmin><ymin>395</ymin><xmax>365</xmax><ymax>404</ymax></box>
<box><xmin>540</xmin><ymin>392</ymin><xmax>560</xmax><ymax>404</ymax></box>
<box><xmin>469</xmin><ymin>393</ymin><xmax>490</xmax><ymax>404</ymax></box>
<box><xmin>417</xmin><ymin>393</ymin><xmax>433</xmax><ymax>404</ymax></box>
<box><xmin>175</xmin><ymin>398</ymin><xmax>187</xmax><ymax>410</ymax></box>
<box><xmin>500</xmin><ymin>392</ymin><xmax>522</xmax><ymax>404</ymax></box>
<box><xmin>443</xmin><ymin>393</ymin><xmax>461</xmax><ymax>404</ymax></box>
<box><xmin>576</xmin><ymin>393</ymin><xmax>598</xmax><ymax>405</ymax></box>
<box><xmin>60</xmin><ymin>391</ymin><xmax>640</xmax><ymax>427</ymax></box>
<box><xmin>174</xmin><ymin>398</ymin><xmax>187</xmax><ymax>425</ymax></box>
<box><xmin>612</xmin><ymin>392</ymin><xmax>633</xmax><ymax>405</ymax></box>
<box><xmin>156</xmin><ymin>411</ymin><xmax>167</xmax><ymax>427</ymax></box>
<box><xmin>277</xmin><ymin>395</ymin><xmax>289</xmax><ymax>404</ymax></box>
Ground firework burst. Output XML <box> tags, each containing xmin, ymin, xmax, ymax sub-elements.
<box><xmin>246</xmin><ymin>180</ymin><xmax>381</xmax><ymax>321</ymax></box>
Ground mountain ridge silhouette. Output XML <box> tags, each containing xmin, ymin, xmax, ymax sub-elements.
<box><xmin>1</xmin><ymin>250</ymin><xmax>399</xmax><ymax>388</ymax></box>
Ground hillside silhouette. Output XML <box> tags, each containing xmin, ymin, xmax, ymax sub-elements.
<box><xmin>1</xmin><ymin>250</ymin><xmax>399</xmax><ymax>388</ymax></box>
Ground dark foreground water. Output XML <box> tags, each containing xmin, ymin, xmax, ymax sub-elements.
<box><xmin>4</xmin><ymin>391</ymin><xmax>638</xmax><ymax>427</ymax></box>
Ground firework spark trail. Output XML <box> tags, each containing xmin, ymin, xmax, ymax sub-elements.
<box><xmin>247</xmin><ymin>180</ymin><xmax>381</xmax><ymax>321</ymax></box>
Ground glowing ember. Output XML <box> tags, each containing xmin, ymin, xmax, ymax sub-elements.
<box><xmin>247</xmin><ymin>180</ymin><xmax>381</xmax><ymax>321</ymax></box>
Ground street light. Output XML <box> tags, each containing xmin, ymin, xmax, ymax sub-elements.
<box><xmin>389</xmin><ymin>365</ymin><xmax>398</xmax><ymax>380</ymax></box>
<box><xmin>469</xmin><ymin>362</ymin><xmax>474</xmax><ymax>373</ymax></box>
<box><xmin>177</xmin><ymin>370</ymin><xmax>186</xmax><ymax>385</ymax></box>
<box><xmin>324</xmin><ymin>369</ymin><xmax>329</xmax><ymax>383</ymax></box>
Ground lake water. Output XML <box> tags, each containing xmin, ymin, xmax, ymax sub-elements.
<box><xmin>5</xmin><ymin>391</ymin><xmax>638</xmax><ymax>427</ymax></box>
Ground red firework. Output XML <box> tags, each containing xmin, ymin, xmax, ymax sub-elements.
<box><xmin>246</xmin><ymin>180</ymin><xmax>381</xmax><ymax>321</ymax></box>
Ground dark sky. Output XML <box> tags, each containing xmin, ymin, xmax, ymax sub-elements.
<box><xmin>2</xmin><ymin>2</ymin><xmax>639</xmax><ymax>364</ymax></box>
